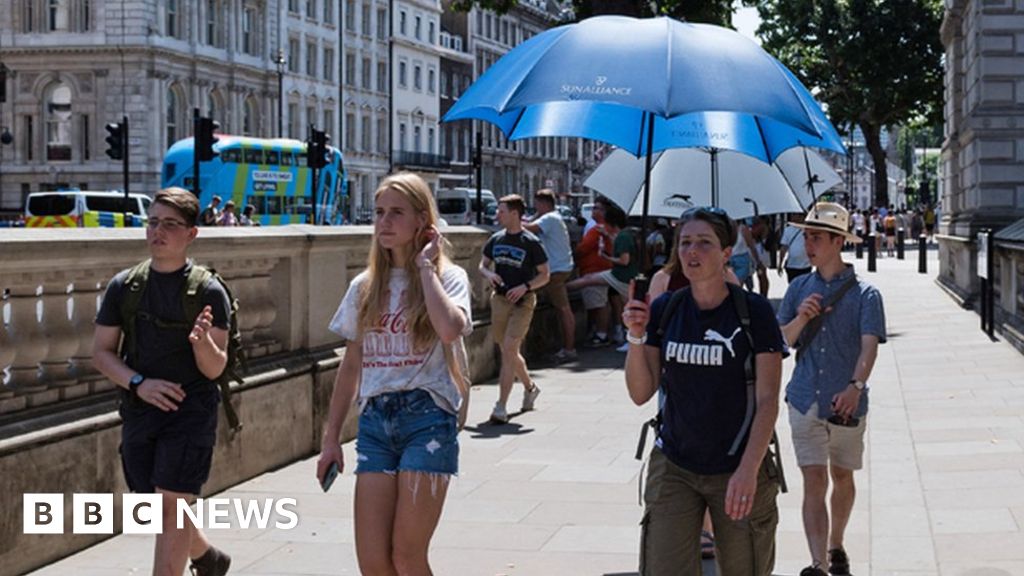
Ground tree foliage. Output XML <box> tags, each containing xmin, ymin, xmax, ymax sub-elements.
<box><xmin>747</xmin><ymin>0</ymin><xmax>944</xmax><ymax>206</ymax></box>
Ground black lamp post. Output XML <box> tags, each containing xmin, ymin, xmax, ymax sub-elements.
<box><xmin>275</xmin><ymin>49</ymin><xmax>286</xmax><ymax>138</ymax></box>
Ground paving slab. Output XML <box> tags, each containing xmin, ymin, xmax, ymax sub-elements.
<box><xmin>28</xmin><ymin>252</ymin><xmax>1024</xmax><ymax>575</ymax></box>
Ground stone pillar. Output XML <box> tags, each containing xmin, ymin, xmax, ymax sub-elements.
<box><xmin>38</xmin><ymin>281</ymin><xmax>79</xmax><ymax>395</ymax></box>
<box><xmin>69</xmin><ymin>276</ymin><xmax>103</xmax><ymax>385</ymax></box>
<box><xmin>5</xmin><ymin>284</ymin><xmax>48</xmax><ymax>394</ymax></box>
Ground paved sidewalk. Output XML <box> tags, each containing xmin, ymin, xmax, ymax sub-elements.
<box><xmin>31</xmin><ymin>251</ymin><xmax>1024</xmax><ymax>576</ymax></box>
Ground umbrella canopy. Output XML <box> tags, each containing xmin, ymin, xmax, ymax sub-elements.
<box><xmin>445</xmin><ymin>16</ymin><xmax>825</xmax><ymax>140</ymax></box>
<box><xmin>585</xmin><ymin>148</ymin><xmax>841</xmax><ymax>220</ymax></box>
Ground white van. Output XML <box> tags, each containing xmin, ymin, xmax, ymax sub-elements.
<box><xmin>436</xmin><ymin>187</ymin><xmax>497</xmax><ymax>225</ymax></box>
<box><xmin>25</xmin><ymin>190</ymin><xmax>152</xmax><ymax>227</ymax></box>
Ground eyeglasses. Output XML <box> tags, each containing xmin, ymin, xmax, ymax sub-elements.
<box><xmin>146</xmin><ymin>218</ymin><xmax>189</xmax><ymax>231</ymax></box>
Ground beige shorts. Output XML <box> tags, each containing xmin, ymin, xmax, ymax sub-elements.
<box><xmin>542</xmin><ymin>271</ymin><xmax>572</xmax><ymax>309</ymax></box>
<box><xmin>597</xmin><ymin>269</ymin><xmax>630</xmax><ymax>298</ymax></box>
<box><xmin>491</xmin><ymin>292</ymin><xmax>537</xmax><ymax>344</ymax></box>
<box><xmin>788</xmin><ymin>402</ymin><xmax>866</xmax><ymax>470</ymax></box>
<box><xmin>581</xmin><ymin>284</ymin><xmax>608</xmax><ymax>310</ymax></box>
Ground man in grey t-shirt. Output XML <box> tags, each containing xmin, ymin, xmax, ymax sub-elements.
<box><xmin>523</xmin><ymin>189</ymin><xmax>577</xmax><ymax>363</ymax></box>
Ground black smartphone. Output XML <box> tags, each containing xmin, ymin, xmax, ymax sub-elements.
<box><xmin>320</xmin><ymin>461</ymin><xmax>340</xmax><ymax>492</ymax></box>
<box><xmin>633</xmin><ymin>273</ymin><xmax>650</xmax><ymax>302</ymax></box>
<box><xmin>827</xmin><ymin>414</ymin><xmax>860</xmax><ymax>427</ymax></box>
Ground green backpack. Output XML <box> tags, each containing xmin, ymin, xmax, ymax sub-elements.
<box><xmin>118</xmin><ymin>259</ymin><xmax>246</xmax><ymax>433</ymax></box>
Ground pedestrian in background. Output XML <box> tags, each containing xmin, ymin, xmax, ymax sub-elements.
<box><xmin>779</xmin><ymin>213</ymin><xmax>813</xmax><ymax>283</ymax></box>
<box><xmin>574</xmin><ymin>197</ymin><xmax>614</xmax><ymax>347</ymax></box>
<box><xmin>217</xmin><ymin>200</ymin><xmax>238</xmax><ymax>227</ymax></box>
<box><xmin>777</xmin><ymin>202</ymin><xmax>886</xmax><ymax>576</ymax></box>
<box><xmin>479</xmin><ymin>194</ymin><xmax>550</xmax><ymax>424</ymax></box>
<box><xmin>92</xmin><ymin>187</ymin><xmax>233</xmax><ymax>576</ymax></box>
<box><xmin>318</xmin><ymin>172</ymin><xmax>472</xmax><ymax>576</ymax></box>
<box><xmin>523</xmin><ymin>189</ymin><xmax>577</xmax><ymax>364</ymax></box>
<box><xmin>200</xmin><ymin>195</ymin><xmax>221</xmax><ymax>226</ymax></box>
<box><xmin>239</xmin><ymin>204</ymin><xmax>259</xmax><ymax>226</ymax></box>
<box><xmin>623</xmin><ymin>206</ymin><xmax>785</xmax><ymax>576</ymax></box>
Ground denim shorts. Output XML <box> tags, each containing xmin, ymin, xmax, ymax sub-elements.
<box><xmin>356</xmin><ymin>389</ymin><xmax>459</xmax><ymax>476</ymax></box>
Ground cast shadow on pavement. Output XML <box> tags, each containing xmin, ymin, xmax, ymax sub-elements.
<box><xmin>462</xmin><ymin>419</ymin><xmax>535</xmax><ymax>440</ymax></box>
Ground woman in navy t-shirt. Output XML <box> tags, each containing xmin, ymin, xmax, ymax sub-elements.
<box><xmin>623</xmin><ymin>207</ymin><xmax>786</xmax><ymax>576</ymax></box>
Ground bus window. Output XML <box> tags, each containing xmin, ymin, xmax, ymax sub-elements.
<box><xmin>280</xmin><ymin>153</ymin><xmax>295</xmax><ymax>166</ymax></box>
<box><xmin>221</xmin><ymin>149</ymin><xmax>242</xmax><ymax>163</ymax></box>
<box><xmin>243</xmin><ymin>148</ymin><xmax>264</xmax><ymax>164</ymax></box>
<box><xmin>265</xmin><ymin>150</ymin><xmax>281</xmax><ymax>165</ymax></box>
<box><xmin>297</xmin><ymin>152</ymin><xmax>307</xmax><ymax>166</ymax></box>
<box><xmin>265</xmin><ymin>196</ymin><xmax>282</xmax><ymax>215</ymax></box>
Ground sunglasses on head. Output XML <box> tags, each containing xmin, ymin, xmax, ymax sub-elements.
<box><xmin>680</xmin><ymin>206</ymin><xmax>730</xmax><ymax>220</ymax></box>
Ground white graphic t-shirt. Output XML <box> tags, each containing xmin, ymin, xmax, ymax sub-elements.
<box><xmin>328</xmin><ymin>265</ymin><xmax>473</xmax><ymax>414</ymax></box>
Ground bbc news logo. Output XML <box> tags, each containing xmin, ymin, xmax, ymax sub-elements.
<box><xmin>24</xmin><ymin>494</ymin><xmax>299</xmax><ymax>534</ymax></box>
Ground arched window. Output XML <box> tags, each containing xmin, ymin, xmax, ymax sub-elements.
<box><xmin>46</xmin><ymin>82</ymin><xmax>73</xmax><ymax>161</ymax></box>
<box><xmin>166</xmin><ymin>86</ymin><xmax>183</xmax><ymax>149</ymax></box>
<box><xmin>207</xmin><ymin>90</ymin><xmax>225</xmax><ymax>130</ymax></box>
<box><xmin>242</xmin><ymin>97</ymin><xmax>260</xmax><ymax>136</ymax></box>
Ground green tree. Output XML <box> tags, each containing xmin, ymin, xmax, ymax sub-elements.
<box><xmin>450</xmin><ymin>0</ymin><xmax>737</xmax><ymax>26</ymax></box>
<box><xmin>748</xmin><ymin>0</ymin><xmax>944</xmax><ymax>207</ymax></box>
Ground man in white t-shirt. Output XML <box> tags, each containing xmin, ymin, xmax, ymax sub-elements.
<box><xmin>779</xmin><ymin>213</ymin><xmax>812</xmax><ymax>283</ymax></box>
<box><xmin>523</xmin><ymin>189</ymin><xmax>577</xmax><ymax>363</ymax></box>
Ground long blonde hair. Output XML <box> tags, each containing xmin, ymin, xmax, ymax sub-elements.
<box><xmin>357</xmin><ymin>172</ymin><xmax>450</xmax><ymax>352</ymax></box>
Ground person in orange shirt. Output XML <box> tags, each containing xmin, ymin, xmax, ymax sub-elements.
<box><xmin>575</xmin><ymin>198</ymin><xmax>615</xmax><ymax>346</ymax></box>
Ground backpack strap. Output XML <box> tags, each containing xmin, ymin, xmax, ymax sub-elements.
<box><xmin>726</xmin><ymin>282</ymin><xmax>756</xmax><ymax>457</ymax></box>
<box><xmin>795</xmin><ymin>273</ymin><xmax>858</xmax><ymax>361</ymax></box>
<box><xmin>118</xmin><ymin>259</ymin><xmax>152</xmax><ymax>366</ymax></box>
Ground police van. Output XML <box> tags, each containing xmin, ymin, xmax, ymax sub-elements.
<box><xmin>24</xmin><ymin>190</ymin><xmax>151</xmax><ymax>228</ymax></box>
<box><xmin>436</xmin><ymin>187</ymin><xmax>497</xmax><ymax>225</ymax></box>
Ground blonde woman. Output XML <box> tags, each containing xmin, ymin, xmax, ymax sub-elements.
<box><xmin>317</xmin><ymin>172</ymin><xmax>472</xmax><ymax>575</ymax></box>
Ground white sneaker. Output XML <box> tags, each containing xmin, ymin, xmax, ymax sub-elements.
<box><xmin>522</xmin><ymin>385</ymin><xmax>541</xmax><ymax>412</ymax></box>
<box><xmin>490</xmin><ymin>403</ymin><xmax>509</xmax><ymax>424</ymax></box>
<box><xmin>616</xmin><ymin>342</ymin><xmax>630</xmax><ymax>352</ymax></box>
<box><xmin>612</xmin><ymin>325</ymin><xmax>625</xmax><ymax>344</ymax></box>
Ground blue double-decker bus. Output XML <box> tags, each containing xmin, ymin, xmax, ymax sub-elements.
<box><xmin>162</xmin><ymin>136</ymin><xmax>347</xmax><ymax>225</ymax></box>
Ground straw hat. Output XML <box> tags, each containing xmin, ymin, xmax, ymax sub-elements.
<box><xmin>791</xmin><ymin>202</ymin><xmax>862</xmax><ymax>244</ymax></box>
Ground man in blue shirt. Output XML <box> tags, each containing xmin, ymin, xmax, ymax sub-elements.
<box><xmin>777</xmin><ymin>203</ymin><xmax>886</xmax><ymax>576</ymax></box>
<box><xmin>523</xmin><ymin>189</ymin><xmax>577</xmax><ymax>363</ymax></box>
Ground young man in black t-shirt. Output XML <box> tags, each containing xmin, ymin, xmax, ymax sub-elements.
<box><xmin>93</xmin><ymin>187</ymin><xmax>232</xmax><ymax>576</ymax></box>
<box><xmin>479</xmin><ymin>194</ymin><xmax>550</xmax><ymax>424</ymax></box>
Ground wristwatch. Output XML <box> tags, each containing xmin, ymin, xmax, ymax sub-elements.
<box><xmin>848</xmin><ymin>379</ymin><xmax>866</xmax><ymax>391</ymax></box>
<box><xmin>128</xmin><ymin>373</ymin><xmax>145</xmax><ymax>395</ymax></box>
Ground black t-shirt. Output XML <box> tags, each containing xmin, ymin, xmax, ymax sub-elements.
<box><xmin>96</xmin><ymin>261</ymin><xmax>231</xmax><ymax>390</ymax></box>
<box><xmin>646</xmin><ymin>288</ymin><xmax>786</xmax><ymax>475</ymax></box>
<box><xmin>483</xmin><ymin>229</ymin><xmax>548</xmax><ymax>291</ymax></box>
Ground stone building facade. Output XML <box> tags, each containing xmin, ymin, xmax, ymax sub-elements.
<box><xmin>939</xmin><ymin>0</ymin><xmax>1024</xmax><ymax>351</ymax></box>
<box><xmin>0</xmin><ymin>0</ymin><xmax>341</xmax><ymax>212</ymax></box>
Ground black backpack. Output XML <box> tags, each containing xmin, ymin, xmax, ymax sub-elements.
<box><xmin>118</xmin><ymin>259</ymin><xmax>246</xmax><ymax>434</ymax></box>
<box><xmin>634</xmin><ymin>283</ymin><xmax>787</xmax><ymax>492</ymax></box>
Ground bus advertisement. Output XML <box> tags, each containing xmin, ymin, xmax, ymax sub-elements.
<box><xmin>161</xmin><ymin>136</ymin><xmax>347</xmax><ymax>225</ymax></box>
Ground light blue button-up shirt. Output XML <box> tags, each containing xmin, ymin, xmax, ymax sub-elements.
<box><xmin>777</xmin><ymin>264</ymin><xmax>886</xmax><ymax>419</ymax></box>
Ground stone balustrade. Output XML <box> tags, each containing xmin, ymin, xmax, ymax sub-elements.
<box><xmin>0</xmin><ymin>225</ymin><xmax>493</xmax><ymax>422</ymax></box>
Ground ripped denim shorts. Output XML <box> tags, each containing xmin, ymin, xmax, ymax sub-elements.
<box><xmin>355</xmin><ymin>388</ymin><xmax>459</xmax><ymax>476</ymax></box>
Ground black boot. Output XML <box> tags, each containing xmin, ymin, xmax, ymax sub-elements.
<box><xmin>189</xmin><ymin>545</ymin><xmax>231</xmax><ymax>576</ymax></box>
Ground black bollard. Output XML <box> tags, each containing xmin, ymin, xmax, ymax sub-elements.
<box><xmin>918</xmin><ymin>235</ymin><xmax>927</xmax><ymax>274</ymax></box>
<box><xmin>897</xmin><ymin>228</ymin><xmax>905</xmax><ymax>260</ymax></box>
<box><xmin>867</xmin><ymin>234</ymin><xmax>877</xmax><ymax>272</ymax></box>
<box><xmin>855</xmin><ymin>231</ymin><xmax>864</xmax><ymax>259</ymax></box>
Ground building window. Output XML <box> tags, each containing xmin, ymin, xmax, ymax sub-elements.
<box><xmin>242</xmin><ymin>98</ymin><xmax>259</xmax><ymax>136</ymax></box>
<box><xmin>361</xmin><ymin>57</ymin><xmax>371</xmax><ymax>89</ymax></box>
<box><xmin>241</xmin><ymin>7</ymin><xmax>258</xmax><ymax>54</ymax></box>
<box><xmin>205</xmin><ymin>0</ymin><xmax>221</xmax><ymax>47</ymax></box>
<box><xmin>399</xmin><ymin>123</ymin><xmax>406</xmax><ymax>151</ymax></box>
<box><xmin>377</xmin><ymin>117</ymin><xmax>387</xmax><ymax>153</ymax></box>
<box><xmin>413</xmin><ymin>126</ymin><xmax>421</xmax><ymax>153</ymax></box>
<box><xmin>361</xmin><ymin>3</ymin><xmax>370</xmax><ymax>35</ymax></box>
<box><xmin>307</xmin><ymin>105</ymin><xmax>316</xmax><ymax>129</ymax></box>
<box><xmin>48</xmin><ymin>0</ymin><xmax>68</xmax><ymax>31</ymax></box>
<box><xmin>345</xmin><ymin>112</ymin><xmax>355</xmax><ymax>149</ymax></box>
<box><xmin>346</xmin><ymin>0</ymin><xmax>355</xmax><ymax>31</ymax></box>
<box><xmin>80</xmin><ymin>114</ymin><xmax>90</xmax><ymax>160</ymax></box>
<box><xmin>376</xmin><ymin>61</ymin><xmax>387</xmax><ymax>91</ymax></box>
<box><xmin>413</xmin><ymin>64</ymin><xmax>421</xmax><ymax>91</ymax></box>
<box><xmin>429</xmin><ymin>21</ymin><xmax>435</xmax><ymax>44</ymax></box>
<box><xmin>166</xmin><ymin>88</ymin><xmax>180</xmax><ymax>150</ymax></box>
<box><xmin>288</xmin><ymin>0</ymin><xmax>299</xmax><ymax>13</ymax></box>
<box><xmin>361</xmin><ymin>115</ymin><xmax>371</xmax><ymax>151</ymax></box>
<box><xmin>45</xmin><ymin>83</ymin><xmax>72</xmax><ymax>161</ymax></box>
<box><xmin>428</xmin><ymin>127</ymin><xmax>434</xmax><ymax>155</ymax></box>
<box><xmin>377</xmin><ymin>8</ymin><xmax>387</xmax><ymax>38</ymax></box>
<box><xmin>166</xmin><ymin>0</ymin><xmax>180</xmax><ymax>38</ymax></box>
<box><xmin>288</xmin><ymin>102</ymin><xmax>299</xmax><ymax>138</ymax></box>
<box><xmin>399</xmin><ymin>10</ymin><xmax>406</xmax><ymax>35</ymax></box>
<box><xmin>324</xmin><ymin>0</ymin><xmax>334</xmax><ymax>24</ymax></box>
<box><xmin>323</xmin><ymin>48</ymin><xmax>335</xmax><ymax>81</ymax></box>
<box><xmin>306</xmin><ymin>42</ymin><xmax>317</xmax><ymax>76</ymax></box>
<box><xmin>398</xmin><ymin>60</ymin><xmax>407</xmax><ymax>88</ymax></box>
<box><xmin>440</xmin><ymin>70</ymin><xmax>448</xmax><ymax>97</ymax></box>
<box><xmin>414</xmin><ymin>15</ymin><xmax>421</xmax><ymax>40</ymax></box>
<box><xmin>428</xmin><ymin>68</ymin><xmax>435</xmax><ymax>94</ymax></box>
<box><xmin>306</xmin><ymin>0</ymin><xmax>315</xmax><ymax>19</ymax></box>
<box><xmin>345</xmin><ymin>52</ymin><xmax>356</xmax><ymax>86</ymax></box>
<box><xmin>324</xmin><ymin>108</ymin><xmax>334</xmax><ymax>137</ymax></box>
<box><xmin>288</xmin><ymin>37</ymin><xmax>301</xmax><ymax>72</ymax></box>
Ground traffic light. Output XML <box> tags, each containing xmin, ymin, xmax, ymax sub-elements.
<box><xmin>307</xmin><ymin>128</ymin><xmax>329</xmax><ymax>169</ymax></box>
<box><xmin>196</xmin><ymin>117</ymin><xmax>220</xmax><ymax>162</ymax></box>
<box><xmin>105</xmin><ymin>122</ymin><xmax>125</xmax><ymax>160</ymax></box>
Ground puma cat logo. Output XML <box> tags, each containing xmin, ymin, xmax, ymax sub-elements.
<box><xmin>703</xmin><ymin>327</ymin><xmax>743</xmax><ymax>358</ymax></box>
